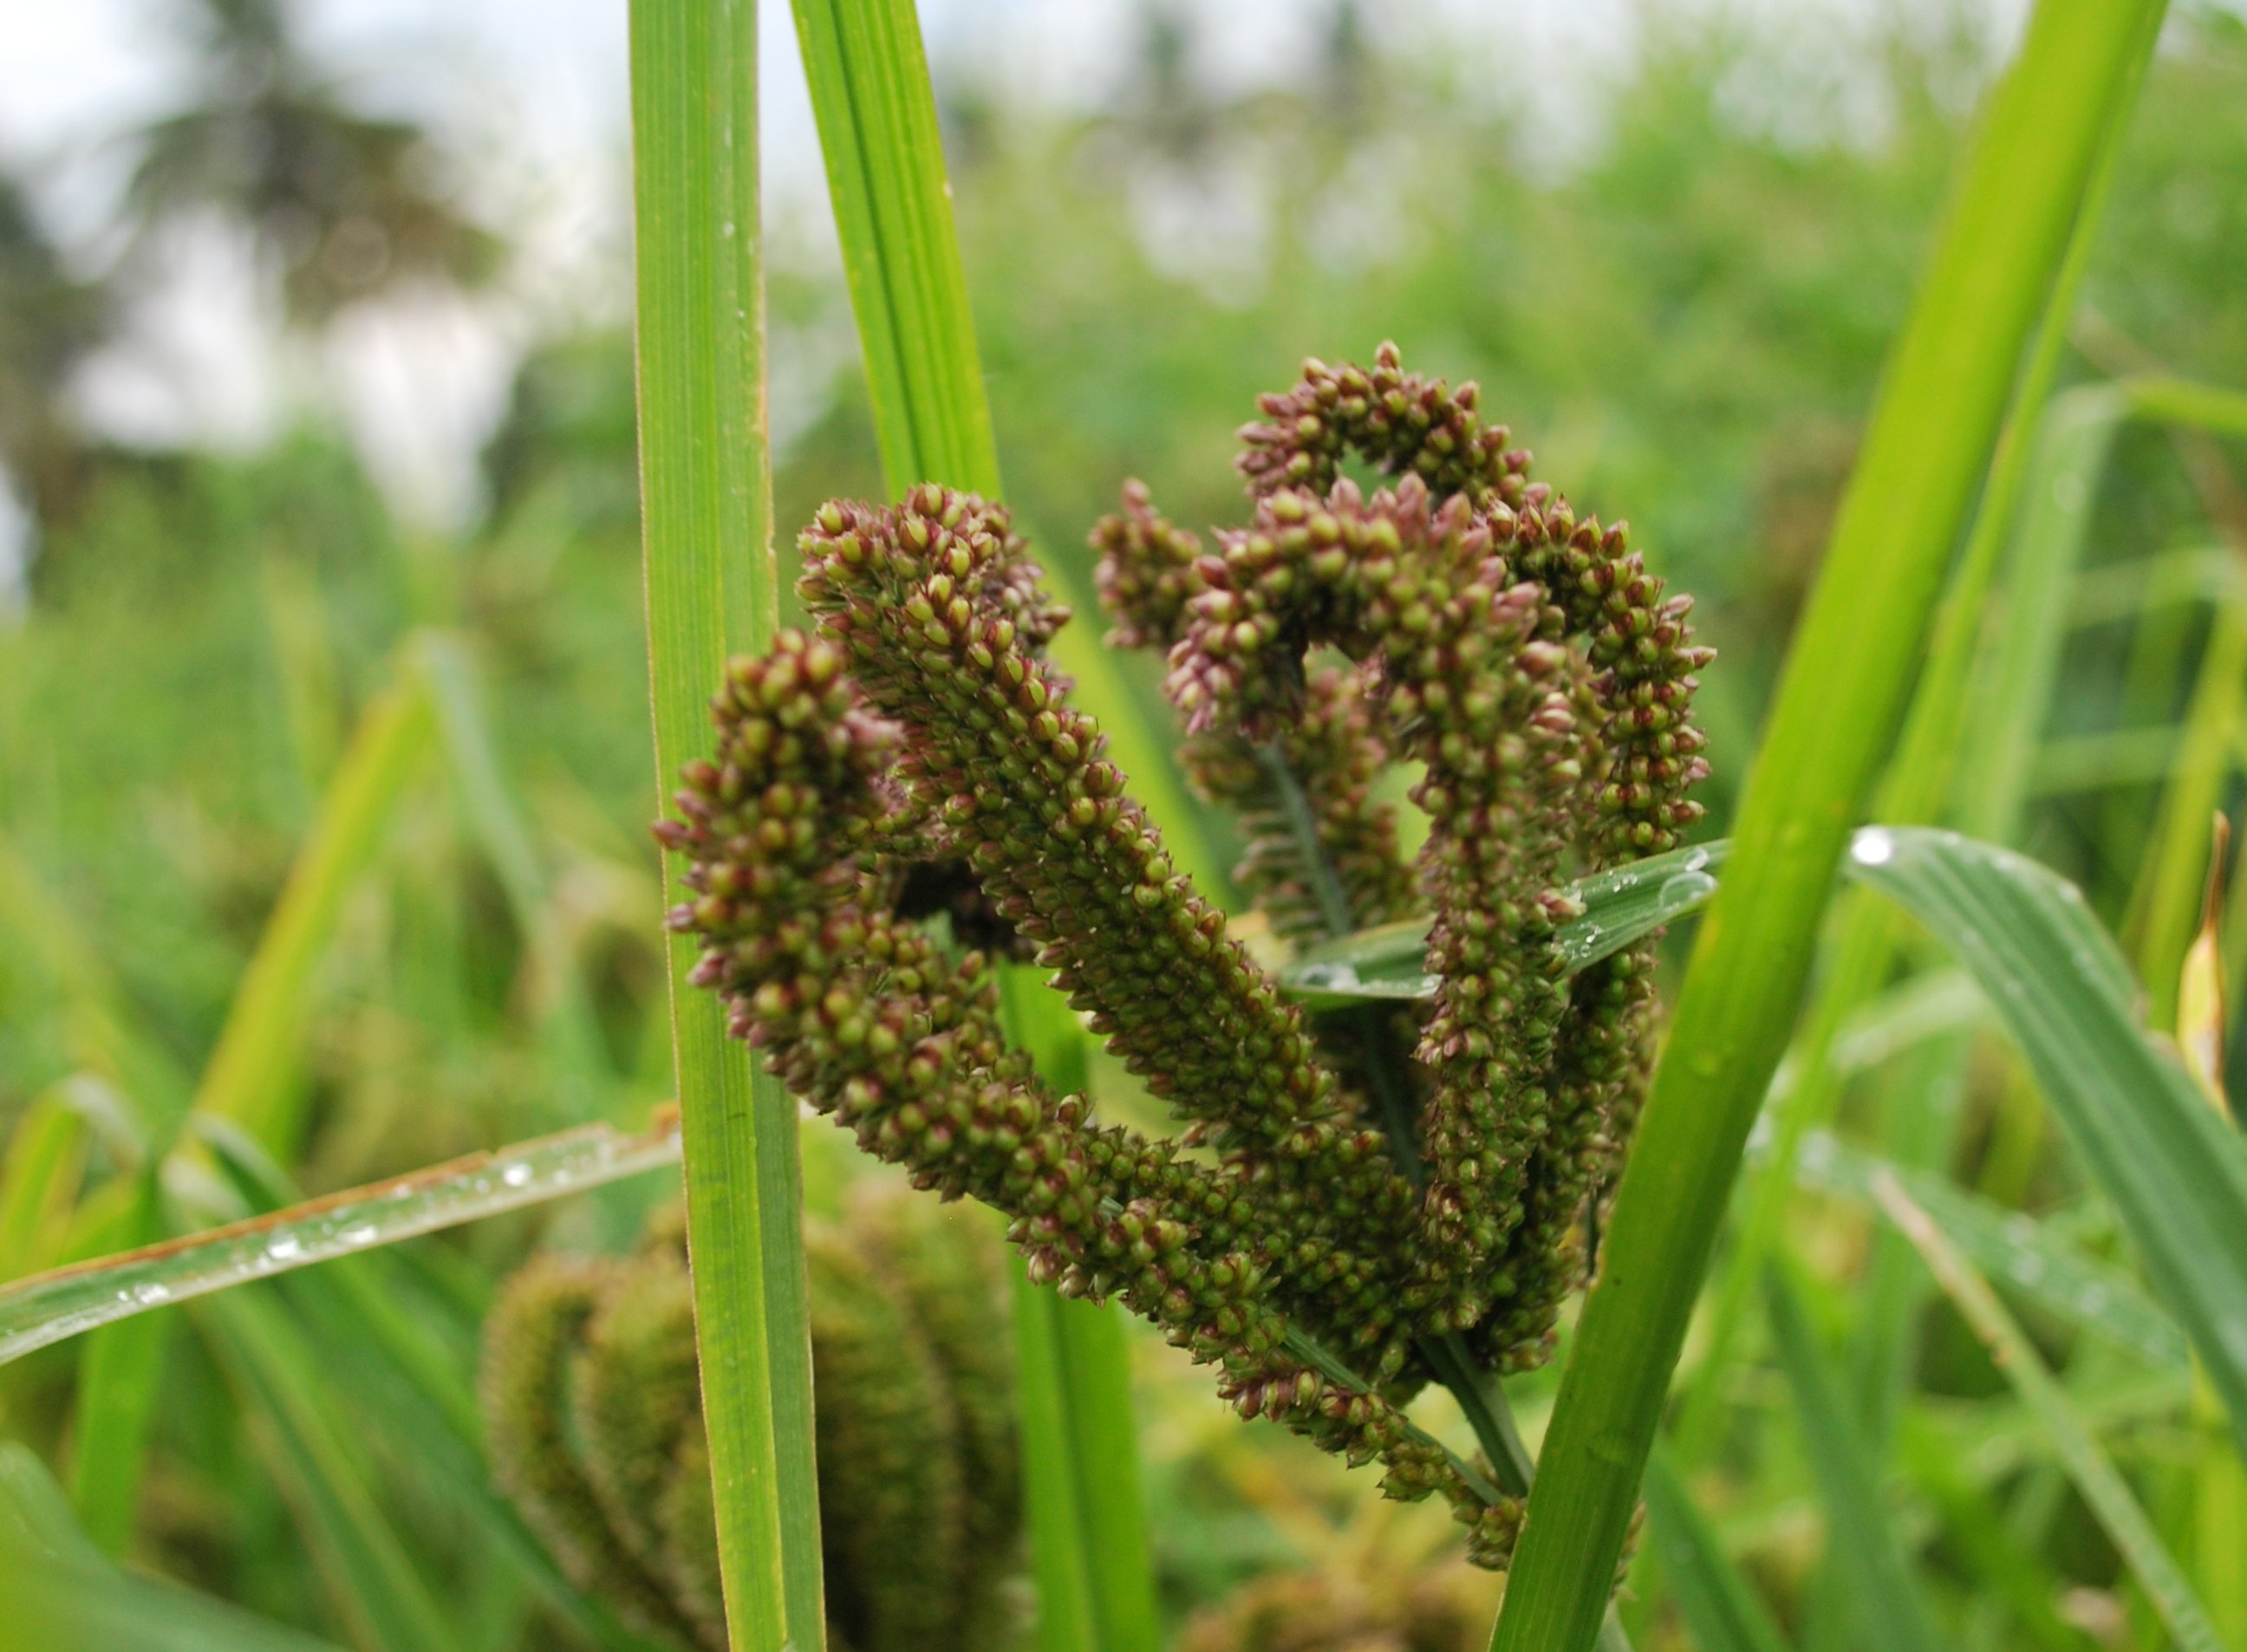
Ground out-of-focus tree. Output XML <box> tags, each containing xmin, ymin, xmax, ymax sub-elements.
<box><xmin>0</xmin><ymin>168</ymin><xmax>114</xmax><ymax>528</ymax></box>
<box><xmin>126</xmin><ymin>0</ymin><xmax>500</xmax><ymax>327</ymax></box>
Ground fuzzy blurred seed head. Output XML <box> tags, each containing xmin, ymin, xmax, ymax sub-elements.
<box><xmin>479</xmin><ymin>1186</ymin><xmax>1019</xmax><ymax>1652</ymax></box>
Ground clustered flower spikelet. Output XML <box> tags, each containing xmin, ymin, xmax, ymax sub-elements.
<box><xmin>480</xmin><ymin>1189</ymin><xmax>1020</xmax><ymax>1652</ymax></box>
<box><xmin>662</xmin><ymin>345</ymin><xmax>1711</xmax><ymax>1570</ymax></box>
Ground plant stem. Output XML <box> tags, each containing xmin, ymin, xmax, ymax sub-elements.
<box><xmin>1489</xmin><ymin>4</ymin><xmax>2170</xmax><ymax>1648</ymax></box>
<box><xmin>787</xmin><ymin>11</ymin><xmax>1169</xmax><ymax>1649</ymax></box>
<box><xmin>627</xmin><ymin>0</ymin><xmax>825</xmax><ymax>1643</ymax></box>
<box><xmin>1254</xmin><ymin>740</ymin><xmax>1547</xmax><ymax>1507</ymax></box>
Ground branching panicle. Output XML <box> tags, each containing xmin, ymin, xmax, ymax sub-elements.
<box><xmin>664</xmin><ymin>346</ymin><xmax>1712</xmax><ymax>1570</ymax></box>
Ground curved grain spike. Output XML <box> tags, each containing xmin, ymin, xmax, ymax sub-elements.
<box><xmin>479</xmin><ymin>1257</ymin><xmax>707</xmax><ymax>1649</ymax></box>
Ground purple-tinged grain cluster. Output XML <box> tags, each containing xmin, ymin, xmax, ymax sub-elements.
<box><xmin>661</xmin><ymin>345</ymin><xmax>1711</xmax><ymax>1568</ymax></box>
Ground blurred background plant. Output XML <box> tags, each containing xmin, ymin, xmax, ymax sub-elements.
<box><xmin>3</xmin><ymin>1</ymin><xmax>2246</xmax><ymax>1648</ymax></box>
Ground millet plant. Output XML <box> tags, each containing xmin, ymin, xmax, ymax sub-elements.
<box><xmin>658</xmin><ymin>344</ymin><xmax>1710</xmax><ymax>1566</ymax></box>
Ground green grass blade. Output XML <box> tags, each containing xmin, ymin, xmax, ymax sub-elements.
<box><xmin>1674</xmin><ymin>29</ymin><xmax>2153</xmax><ymax>1467</ymax></box>
<box><xmin>788</xmin><ymin>8</ymin><xmax>1169</xmax><ymax>1644</ymax></box>
<box><xmin>0</xmin><ymin>841</ymin><xmax>194</xmax><ymax>1127</ymax></box>
<box><xmin>1764</xmin><ymin>1266</ymin><xmax>1948</xmax><ymax>1652</ymax></box>
<box><xmin>1790</xmin><ymin>1130</ymin><xmax>2185</xmax><ymax>1370</ymax></box>
<box><xmin>627</xmin><ymin>1</ymin><xmax>824</xmax><ymax>1645</ymax></box>
<box><xmin>1642</xmin><ymin>1450</ymin><xmax>1791</xmax><ymax>1652</ymax></box>
<box><xmin>414</xmin><ymin>632</ymin><xmax>611</xmax><ymax>1118</ymax></box>
<box><xmin>1049</xmin><ymin>1299</ymin><xmax>1160</xmax><ymax>1652</ymax></box>
<box><xmin>198</xmin><ymin>1289</ymin><xmax>462</xmax><ymax>1652</ymax></box>
<box><xmin>2124</xmin><ymin>376</ymin><xmax>2247</xmax><ymax>437</ymax></box>
<box><xmin>1875</xmin><ymin>1174</ymin><xmax>2226</xmax><ymax>1652</ymax></box>
<box><xmin>1952</xmin><ymin>387</ymin><xmax>2129</xmax><ymax>841</ymax></box>
<box><xmin>0</xmin><ymin>1442</ymin><xmax>348</xmax><ymax>1652</ymax></box>
<box><xmin>0</xmin><ymin>1115</ymin><xmax>682</xmax><ymax>1364</ymax></box>
<box><xmin>787</xmin><ymin>0</ymin><xmax>1221</xmax><ymax>889</ymax></box>
<box><xmin>10</xmin><ymin>666</ymin><xmax>432</xmax><ymax>1552</ymax></box>
<box><xmin>181</xmin><ymin>1129</ymin><xmax>670</xmax><ymax>1652</ymax></box>
<box><xmin>68</xmin><ymin>1168</ymin><xmax>167</xmax><ymax>1551</ymax></box>
<box><xmin>0</xmin><ymin>1096</ymin><xmax>86</xmax><ymax>1283</ymax></box>
<box><xmin>1847</xmin><ymin>825</ymin><xmax>2247</xmax><ymax>1454</ymax></box>
<box><xmin>1009</xmin><ymin>1266</ymin><xmax>1104</xmax><ymax>1652</ymax></box>
<box><xmin>787</xmin><ymin>0</ymin><xmax>994</xmax><ymax>498</ymax></box>
<box><xmin>1489</xmin><ymin>6</ymin><xmax>2167</xmax><ymax>1646</ymax></box>
<box><xmin>1891</xmin><ymin>1434</ymin><xmax>2089</xmax><ymax>1652</ymax></box>
<box><xmin>2127</xmin><ymin>595</ymin><xmax>2247</xmax><ymax>1024</ymax></box>
<box><xmin>196</xmin><ymin>667</ymin><xmax>436</xmax><ymax>1159</ymax></box>
<box><xmin>1000</xmin><ymin>966</ymin><xmax>1161</xmax><ymax>1652</ymax></box>
<box><xmin>1280</xmin><ymin>840</ymin><xmax>1726</xmax><ymax>1006</ymax></box>
<box><xmin>2068</xmin><ymin>544</ymin><xmax>2239</xmax><ymax>628</ymax></box>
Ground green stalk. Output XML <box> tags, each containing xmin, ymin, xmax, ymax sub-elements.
<box><xmin>1876</xmin><ymin>1174</ymin><xmax>2226</xmax><ymax>1652</ymax></box>
<box><xmin>626</xmin><ymin>2</ymin><xmax>824</xmax><ymax>1645</ymax></box>
<box><xmin>786</xmin><ymin>0</ymin><xmax>1218</xmax><ymax>881</ymax></box>
<box><xmin>68</xmin><ymin>1169</ymin><xmax>166</xmax><ymax>1552</ymax></box>
<box><xmin>62</xmin><ymin>656</ymin><xmax>437</xmax><ymax>1553</ymax></box>
<box><xmin>2129</xmin><ymin>595</ymin><xmax>2247</xmax><ymax>1027</ymax></box>
<box><xmin>1000</xmin><ymin>970</ymin><xmax>1162</xmax><ymax>1652</ymax></box>
<box><xmin>197</xmin><ymin>669</ymin><xmax>435</xmax><ymax>1159</ymax></box>
<box><xmin>1671</xmin><ymin>36</ymin><xmax>2150</xmax><ymax>1464</ymax></box>
<box><xmin>0</xmin><ymin>1097</ymin><xmax>84</xmax><ymax>1284</ymax></box>
<box><xmin>1488</xmin><ymin>6</ymin><xmax>2168</xmax><ymax>1649</ymax></box>
<box><xmin>1764</xmin><ymin>1265</ymin><xmax>1945</xmax><ymax>1652</ymax></box>
<box><xmin>787</xmin><ymin>8</ymin><xmax>1169</xmax><ymax>1647</ymax></box>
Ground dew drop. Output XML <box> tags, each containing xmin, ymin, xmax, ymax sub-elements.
<box><xmin>266</xmin><ymin>1233</ymin><xmax>303</xmax><ymax>1262</ymax></box>
<box><xmin>338</xmin><ymin>1222</ymin><xmax>379</xmax><ymax>1247</ymax></box>
<box><xmin>501</xmin><ymin>1161</ymin><xmax>534</xmax><ymax>1189</ymax></box>
<box><xmin>132</xmin><ymin>1281</ymin><xmax>171</xmax><ymax>1305</ymax></box>
<box><xmin>1851</xmin><ymin>828</ymin><xmax>1895</xmax><ymax>868</ymax></box>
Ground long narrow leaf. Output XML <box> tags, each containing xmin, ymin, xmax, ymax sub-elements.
<box><xmin>1000</xmin><ymin>967</ymin><xmax>1161</xmax><ymax>1652</ymax></box>
<box><xmin>1764</xmin><ymin>1266</ymin><xmax>1947</xmax><ymax>1652</ymax></box>
<box><xmin>786</xmin><ymin>0</ymin><xmax>1220</xmax><ymax>886</ymax></box>
<box><xmin>1847</xmin><ymin>824</ymin><xmax>2247</xmax><ymax>1454</ymax></box>
<box><xmin>1674</xmin><ymin>51</ymin><xmax>2153</xmax><ymax>1467</ymax></box>
<box><xmin>67</xmin><ymin>1170</ymin><xmax>166</xmax><ymax>1550</ymax></box>
<box><xmin>198</xmin><ymin>1289</ymin><xmax>461</xmax><ymax>1652</ymax></box>
<box><xmin>416</xmin><ymin>632</ymin><xmax>612</xmax><ymax>1118</ymax></box>
<box><xmin>1280</xmin><ymin>840</ymin><xmax>1725</xmax><ymax>1006</ymax></box>
<box><xmin>1875</xmin><ymin>1174</ymin><xmax>2224</xmax><ymax>1652</ymax></box>
<box><xmin>1490</xmin><ymin>7</ymin><xmax>2169</xmax><ymax>1646</ymax></box>
<box><xmin>788</xmin><ymin>8</ymin><xmax>1169</xmax><ymax>1647</ymax></box>
<box><xmin>2129</xmin><ymin>600</ymin><xmax>2247</xmax><ymax>1024</ymax></box>
<box><xmin>1788</xmin><ymin>1131</ymin><xmax>2186</xmax><ymax>1370</ymax></box>
<box><xmin>628</xmin><ymin>1</ymin><xmax>825</xmax><ymax>1645</ymax></box>
<box><xmin>0</xmin><ymin>1097</ymin><xmax>86</xmax><ymax>1283</ymax></box>
<box><xmin>0</xmin><ymin>1115</ymin><xmax>682</xmax><ymax>1364</ymax></box>
<box><xmin>1641</xmin><ymin>1450</ymin><xmax>1791</xmax><ymax>1652</ymax></box>
<box><xmin>184</xmin><ymin>1129</ymin><xmax>669</xmax><ymax>1652</ymax></box>
<box><xmin>1890</xmin><ymin>1433</ymin><xmax>2088</xmax><ymax>1652</ymax></box>
<box><xmin>0</xmin><ymin>1442</ymin><xmax>348</xmax><ymax>1652</ymax></box>
<box><xmin>196</xmin><ymin>670</ymin><xmax>435</xmax><ymax>1158</ymax></box>
<box><xmin>1009</xmin><ymin>1268</ymin><xmax>1104</xmax><ymax>1652</ymax></box>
